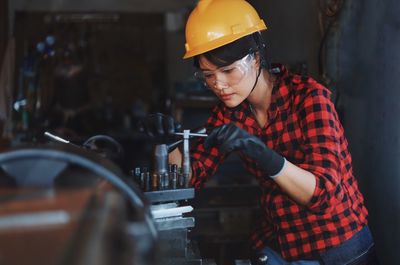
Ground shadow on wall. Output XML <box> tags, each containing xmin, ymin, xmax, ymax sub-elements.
<box><xmin>324</xmin><ymin>0</ymin><xmax>400</xmax><ymax>264</ymax></box>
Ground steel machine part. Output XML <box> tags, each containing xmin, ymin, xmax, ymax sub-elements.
<box><xmin>131</xmin><ymin>127</ymin><xmax>210</xmax><ymax>265</ymax></box>
<box><xmin>0</xmin><ymin>144</ymin><xmax>158</xmax><ymax>265</ymax></box>
<box><xmin>182</xmin><ymin>130</ymin><xmax>191</xmax><ymax>188</ymax></box>
<box><xmin>149</xmin><ymin>127</ymin><xmax>207</xmax><ymax>192</ymax></box>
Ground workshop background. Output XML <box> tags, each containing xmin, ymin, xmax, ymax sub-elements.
<box><xmin>0</xmin><ymin>0</ymin><xmax>399</xmax><ymax>264</ymax></box>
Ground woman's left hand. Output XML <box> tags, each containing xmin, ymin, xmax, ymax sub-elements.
<box><xmin>204</xmin><ymin>123</ymin><xmax>285</xmax><ymax>177</ymax></box>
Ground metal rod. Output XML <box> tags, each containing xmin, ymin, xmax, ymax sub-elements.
<box><xmin>44</xmin><ymin>131</ymin><xmax>70</xmax><ymax>144</ymax></box>
<box><xmin>44</xmin><ymin>131</ymin><xmax>81</xmax><ymax>148</ymax></box>
<box><xmin>174</xmin><ymin>132</ymin><xmax>208</xmax><ymax>137</ymax></box>
<box><xmin>182</xmin><ymin>130</ymin><xmax>190</xmax><ymax>188</ymax></box>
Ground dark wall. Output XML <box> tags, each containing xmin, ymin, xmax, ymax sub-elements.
<box><xmin>0</xmin><ymin>0</ymin><xmax>9</xmax><ymax>136</ymax></box>
<box><xmin>250</xmin><ymin>0</ymin><xmax>321</xmax><ymax>77</ymax></box>
<box><xmin>0</xmin><ymin>0</ymin><xmax>8</xmax><ymax>69</ymax></box>
<box><xmin>325</xmin><ymin>0</ymin><xmax>400</xmax><ymax>264</ymax></box>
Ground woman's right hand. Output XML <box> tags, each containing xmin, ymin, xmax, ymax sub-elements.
<box><xmin>139</xmin><ymin>113</ymin><xmax>181</xmax><ymax>143</ymax></box>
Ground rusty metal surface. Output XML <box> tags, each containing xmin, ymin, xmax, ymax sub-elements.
<box><xmin>0</xmin><ymin>186</ymin><xmax>113</xmax><ymax>265</ymax></box>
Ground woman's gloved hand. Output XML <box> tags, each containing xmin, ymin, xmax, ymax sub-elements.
<box><xmin>204</xmin><ymin>123</ymin><xmax>285</xmax><ymax>178</ymax></box>
<box><xmin>139</xmin><ymin>113</ymin><xmax>181</xmax><ymax>143</ymax></box>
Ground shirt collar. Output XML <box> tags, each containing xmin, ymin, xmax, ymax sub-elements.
<box><xmin>264</xmin><ymin>64</ymin><xmax>294</xmax><ymax>125</ymax></box>
<box><xmin>270</xmin><ymin>64</ymin><xmax>292</xmax><ymax>111</ymax></box>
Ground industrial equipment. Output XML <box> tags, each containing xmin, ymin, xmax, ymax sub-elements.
<box><xmin>0</xmin><ymin>143</ymin><xmax>156</xmax><ymax>265</ymax></box>
<box><xmin>0</xmin><ymin>128</ymin><xmax>215</xmax><ymax>265</ymax></box>
<box><xmin>131</xmin><ymin>127</ymin><xmax>212</xmax><ymax>265</ymax></box>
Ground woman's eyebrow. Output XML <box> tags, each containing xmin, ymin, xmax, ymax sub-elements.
<box><xmin>199</xmin><ymin>66</ymin><xmax>216</xmax><ymax>71</ymax></box>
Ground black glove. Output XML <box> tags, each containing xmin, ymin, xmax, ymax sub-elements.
<box><xmin>139</xmin><ymin>113</ymin><xmax>181</xmax><ymax>143</ymax></box>
<box><xmin>204</xmin><ymin>123</ymin><xmax>285</xmax><ymax>177</ymax></box>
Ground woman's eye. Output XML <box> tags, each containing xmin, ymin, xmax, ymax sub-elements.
<box><xmin>222</xmin><ymin>68</ymin><xmax>235</xmax><ymax>74</ymax></box>
<box><xmin>203</xmin><ymin>72</ymin><xmax>214</xmax><ymax>79</ymax></box>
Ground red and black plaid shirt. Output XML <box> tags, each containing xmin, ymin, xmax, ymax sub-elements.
<box><xmin>190</xmin><ymin>66</ymin><xmax>368</xmax><ymax>260</ymax></box>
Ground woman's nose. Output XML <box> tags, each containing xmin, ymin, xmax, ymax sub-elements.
<box><xmin>213</xmin><ymin>80</ymin><xmax>229</xmax><ymax>90</ymax></box>
<box><xmin>212</xmin><ymin>72</ymin><xmax>229</xmax><ymax>90</ymax></box>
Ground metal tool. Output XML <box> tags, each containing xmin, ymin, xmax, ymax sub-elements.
<box><xmin>44</xmin><ymin>131</ymin><xmax>81</xmax><ymax>148</ymax></box>
<box><xmin>169</xmin><ymin>164</ymin><xmax>178</xmax><ymax>189</ymax></box>
<box><xmin>174</xmin><ymin>132</ymin><xmax>208</xmax><ymax>137</ymax></box>
<box><xmin>152</xmin><ymin>127</ymin><xmax>207</xmax><ymax>190</ymax></box>
<box><xmin>152</xmin><ymin>144</ymin><xmax>169</xmax><ymax>190</ymax></box>
<box><xmin>131</xmin><ymin>167</ymin><xmax>141</xmax><ymax>184</ymax></box>
<box><xmin>182</xmin><ymin>130</ymin><xmax>190</xmax><ymax>188</ymax></box>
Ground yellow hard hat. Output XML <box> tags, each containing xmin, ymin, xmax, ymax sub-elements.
<box><xmin>183</xmin><ymin>0</ymin><xmax>267</xmax><ymax>59</ymax></box>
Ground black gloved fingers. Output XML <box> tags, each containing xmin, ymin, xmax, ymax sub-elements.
<box><xmin>140</xmin><ymin>118</ymin><xmax>153</xmax><ymax>137</ymax></box>
<box><xmin>163</xmin><ymin>115</ymin><xmax>176</xmax><ymax>135</ymax></box>
<box><xmin>141</xmin><ymin>112</ymin><xmax>176</xmax><ymax>138</ymax></box>
<box><xmin>203</xmin><ymin>126</ymin><xmax>220</xmax><ymax>149</ymax></box>
<box><xmin>203</xmin><ymin>123</ymin><xmax>285</xmax><ymax>177</ymax></box>
<box><xmin>154</xmin><ymin>113</ymin><xmax>166</xmax><ymax>136</ymax></box>
<box><xmin>142</xmin><ymin>114</ymin><xmax>158</xmax><ymax>137</ymax></box>
<box><xmin>204</xmin><ymin>124</ymin><xmax>237</xmax><ymax>151</ymax></box>
<box><xmin>175</xmin><ymin>121</ymin><xmax>183</xmax><ymax>132</ymax></box>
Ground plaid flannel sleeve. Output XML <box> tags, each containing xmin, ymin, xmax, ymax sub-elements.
<box><xmin>296</xmin><ymin>86</ymin><xmax>345</xmax><ymax>213</ymax></box>
<box><xmin>190</xmin><ymin>106</ymin><xmax>227</xmax><ymax>188</ymax></box>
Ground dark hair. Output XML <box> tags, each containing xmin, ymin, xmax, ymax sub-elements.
<box><xmin>193</xmin><ymin>32</ymin><xmax>268</xmax><ymax>69</ymax></box>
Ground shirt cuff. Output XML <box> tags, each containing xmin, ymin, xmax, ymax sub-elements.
<box><xmin>269</xmin><ymin>157</ymin><xmax>287</xmax><ymax>179</ymax></box>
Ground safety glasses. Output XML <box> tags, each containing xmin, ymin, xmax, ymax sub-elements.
<box><xmin>194</xmin><ymin>53</ymin><xmax>254</xmax><ymax>88</ymax></box>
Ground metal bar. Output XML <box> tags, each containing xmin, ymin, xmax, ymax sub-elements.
<box><xmin>0</xmin><ymin>210</ymin><xmax>70</xmax><ymax>230</ymax></box>
<box><xmin>44</xmin><ymin>131</ymin><xmax>82</xmax><ymax>148</ymax></box>
<box><xmin>182</xmin><ymin>130</ymin><xmax>190</xmax><ymax>188</ymax></box>
<box><xmin>44</xmin><ymin>131</ymin><xmax>70</xmax><ymax>144</ymax></box>
<box><xmin>174</xmin><ymin>132</ymin><xmax>208</xmax><ymax>137</ymax></box>
<box><xmin>144</xmin><ymin>188</ymin><xmax>195</xmax><ymax>203</ymax></box>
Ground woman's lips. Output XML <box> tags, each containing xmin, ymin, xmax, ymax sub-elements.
<box><xmin>220</xmin><ymin>93</ymin><xmax>234</xmax><ymax>101</ymax></box>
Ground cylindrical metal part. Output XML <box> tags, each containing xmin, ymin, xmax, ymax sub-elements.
<box><xmin>144</xmin><ymin>171</ymin><xmax>150</xmax><ymax>191</ymax></box>
<box><xmin>153</xmin><ymin>144</ymin><xmax>169</xmax><ymax>176</ymax></box>
<box><xmin>178</xmin><ymin>167</ymin><xmax>184</xmax><ymax>188</ymax></box>
<box><xmin>182</xmin><ymin>130</ymin><xmax>190</xmax><ymax>188</ymax></box>
<box><xmin>152</xmin><ymin>173</ymin><xmax>158</xmax><ymax>191</ymax></box>
<box><xmin>163</xmin><ymin>172</ymin><xmax>169</xmax><ymax>189</ymax></box>
<box><xmin>140</xmin><ymin>172</ymin><xmax>146</xmax><ymax>190</ymax></box>
<box><xmin>133</xmin><ymin>167</ymin><xmax>141</xmax><ymax>184</ymax></box>
<box><xmin>158</xmin><ymin>174</ymin><xmax>163</xmax><ymax>190</ymax></box>
<box><xmin>169</xmin><ymin>164</ymin><xmax>178</xmax><ymax>189</ymax></box>
<box><xmin>140</xmin><ymin>167</ymin><xmax>148</xmax><ymax>190</ymax></box>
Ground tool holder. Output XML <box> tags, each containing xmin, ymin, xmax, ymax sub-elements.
<box><xmin>149</xmin><ymin>128</ymin><xmax>207</xmax><ymax>191</ymax></box>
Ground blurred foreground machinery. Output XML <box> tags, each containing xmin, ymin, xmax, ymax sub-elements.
<box><xmin>131</xmin><ymin>128</ymin><xmax>215</xmax><ymax>265</ymax></box>
<box><xmin>0</xmin><ymin>142</ymin><xmax>214</xmax><ymax>265</ymax></box>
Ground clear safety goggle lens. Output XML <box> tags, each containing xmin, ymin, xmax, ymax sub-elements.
<box><xmin>194</xmin><ymin>53</ymin><xmax>254</xmax><ymax>88</ymax></box>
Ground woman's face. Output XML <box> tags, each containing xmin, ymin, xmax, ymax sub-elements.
<box><xmin>198</xmin><ymin>54</ymin><xmax>258</xmax><ymax>108</ymax></box>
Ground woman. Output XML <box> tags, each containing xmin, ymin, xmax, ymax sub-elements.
<box><xmin>145</xmin><ymin>0</ymin><xmax>378</xmax><ymax>264</ymax></box>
